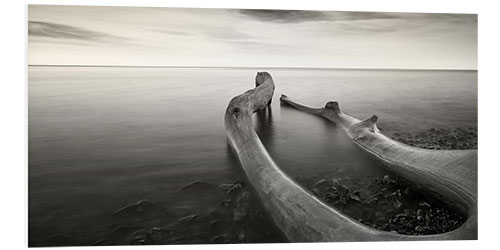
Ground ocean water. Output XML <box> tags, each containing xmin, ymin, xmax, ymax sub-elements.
<box><xmin>28</xmin><ymin>67</ymin><xmax>477</xmax><ymax>245</ymax></box>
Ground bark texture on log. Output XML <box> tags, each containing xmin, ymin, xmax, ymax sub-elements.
<box><xmin>280</xmin><ymin>94</ymin><xmax>477</xmax><ymax>240</ymax></box>
<box><xmin>224</xmin><ymin>73</ymin><xmax>476</xmax><ymax>242</ymax></box>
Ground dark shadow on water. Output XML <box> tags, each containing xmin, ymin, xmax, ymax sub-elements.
<box><xmin>254</xmin><ymin>106</ymin><xmax>274</xmax><ymax>147</ymax></box>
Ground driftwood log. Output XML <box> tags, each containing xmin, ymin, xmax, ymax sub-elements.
<box><xmin>224</xmin><ymin>72</ymin><xmax>477</xmax><ymax>242</ymax></box>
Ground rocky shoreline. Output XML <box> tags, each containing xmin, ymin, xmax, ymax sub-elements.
<box><xmin>391</xmin><ymin>126</ymin><xmax>477</xmax><ymax>150</ymax></box>
<box><xmin>33</xmin><ymin>180</ymin><xmax>286</xmax><ymax>246</ymax></box>
<box><xmin>310</xmin><ymin>175</ymin><xmax>466</xmax><ymax>235</ymax></box>
<box><xmin>308</xmin><ymin>126</ymin><xmax>476</xmax><ymax>235</ymax></box>
<box><xmin>33</xmin><ymin>126</ymin><xmax>477</xmax><ymax>246</ymax></box>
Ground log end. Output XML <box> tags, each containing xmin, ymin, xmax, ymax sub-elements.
<box><xmin>324</xmin><ymin>101</ymin><xmax>341</xmax><ymax>113</ymax></box>
<box><xmin>255</xmin><ymin>72</ymin><xmax>273</xmax><ymax>87</ymax></box>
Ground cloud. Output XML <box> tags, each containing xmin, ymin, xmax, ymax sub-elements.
<box><xmin>237</xmin><ymin>9</ymin><xmax>401</xmax><ymax>23</ymax></box>
<box><xmin>330</xmin><ymin>19</ymin><xmax>407</xmax><ymax>34</ymax></box>
<box><xmin>203</xmin><ymin>27</ymin><xmax>254</xmax><ymax>41</ymax></box>
<box><xmin>309</xmin><ymin>12</ymin><xmax>476</xmax><ymax>35</ymax></box>
<box><xmin>326</xmin><ymin>12</ymin><xmax>401</xmax><ymax>22</ymax></box>
<box><xmin>28</xmin><ymin>21</ymin><xmax>126</xmax><ymax>42</ymax></box>
<box><xmin>152</xmin><ymin>28</ymin><xmax>194</xmax><ymax>37</ymax></box>
<box><xmin>237</xmin><ymin>9</ymin><xmax>327</xmax><ymax>23</ymax></box>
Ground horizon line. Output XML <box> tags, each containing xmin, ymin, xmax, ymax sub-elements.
<box><xmin>27</xmin><ymin>64</ymin><xmax>478</xmax><ymax>71</ymax></box>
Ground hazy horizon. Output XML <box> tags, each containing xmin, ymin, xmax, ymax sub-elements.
<box><xmin>27</xmin><ymin>64</ymin><xmax>477</xmax><ymax>71</ymax></box>
<box><xmin>28</xmin><ymin>5</ymin><xmax>477</xmax><ymax>70</ymax></box>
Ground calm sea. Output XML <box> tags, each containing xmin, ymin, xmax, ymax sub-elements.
<box><xmin>28</xmin><ymin>66</ymin><xmax>477</xmax><ymax>245</ymax></box>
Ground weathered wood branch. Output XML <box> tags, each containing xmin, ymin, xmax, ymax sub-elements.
<box><xmin>224</xmin><ymin>73</ymin><xmax>476</xmax><ymax>242</ymax></box>
<box><xmin>280</xmin><ymin>94</ymin><xmax>477</xmax><ymax>240</ymax></box>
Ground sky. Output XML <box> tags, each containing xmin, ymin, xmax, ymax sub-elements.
<box><xmin>28</xmin><ymin>5</ymin><xmax>477</xmax><ymax>69</ymax></box>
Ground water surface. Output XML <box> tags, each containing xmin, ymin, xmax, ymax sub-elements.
<box><xmin>28</xmin><ymin>66</ymin><xmax>477</xmax><ymax>245</ymax></box>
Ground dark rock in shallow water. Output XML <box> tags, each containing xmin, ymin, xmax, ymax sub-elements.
<box><xmin>210</xmin><ymin>234</ymin><xmax>231</xmax><ymax>244</ymax></box>
<box><xmin>219</xmin><ymin>180</ymin><xmax>245</xmax><ymax>196</ymax></box>
<box><xmin>178</xmin><ymin>214</ymin><xmax>199</xmax><ymax>223</ymax></box>
<box><xmin>112</xmin><ymin>200</ymin><xmax>155</xmax><ymax>220</ymax></box>
<box><xmin>219</xmin><ymin>180</ymin><xmax>245</xmax><ymax>195</ymax></box>
<box><xmin>111</xmin><ymin>199</ymin><xmax>168</xmax><ymax>227</ymax></box>
<box><xmin>219</xmin><ymin>199</ymin><xmax>232</xmax><ymax>209</ymax></box>
<box><xmin>314</xmin><ymin>179</ymin><xmax>332</xmax><ymax>190</ymax></box>
<box><xmin>209</xmin><ymin>219</ymin><xmax>222</xmax><ymax>232</ymax></box>
<box><xmin>126</xmin><ymin>229</ymin><xmax>148</xmax><ymax>244</ymax></box>
<box><xmin>393</xmin><ymin>127</ymin><xmax>477</xmax><ymax>150</ymax></box>
<box><xmin>128</xmin><ymin>238</ymin><xmax>146</xmax><ymax>245</ymax></box>
<box><xmin>179</xmin><ymin>180</ymin><xmax>216</xmax><ymax>191</ymax></box>
<box><xmin>310</xmin><ymin>174</ymin><xmax>466</xmax><ymax>235</ymax></box>
<box><xmin>232</xmin><ymin>191</ymin><xmax>253</xmax><ymax>221</ymax></box>
<box><xmin>145</xmin><ymin>227</ymin><xmax>177</xmax><ymax>244</ymax></box>
<box><xmin>418</xmin><ymin>201</ymin><xmax>431</xmax><ymax>208</ymax></box>
<box><xmin>77</xmin><ymin>176</ymin><xmax>284</xmax><ymax>245</ymax></box>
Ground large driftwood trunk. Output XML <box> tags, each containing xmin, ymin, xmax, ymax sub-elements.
<box><xmin>280</xmin><ymin>94</ymin><xmax>477</xmax><ymax>240</ymax></box>
<box><xmin>224</xmin><ymin>72</ymin><xmax>476</xmax><ymax>242</ymax></box>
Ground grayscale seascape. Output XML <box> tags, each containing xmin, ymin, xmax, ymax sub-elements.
<box><xmin>29</xmin><ymin>66</ymin><xmax>477</xmax><ymax>245</ymax></box>
<box><xmin>28</xmin><ymin>5</ymin><xmax>477</xmax><ymax>246</ymax></box>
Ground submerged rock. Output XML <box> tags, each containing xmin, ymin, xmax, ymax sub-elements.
<box><xmin>126</xmin><ymin>229</ymin><xmax>148</xmax><ymax>244</ymax></box>
<box><xmin>145</xmin><ymin>227</ymin><xmax>176</xmax><ymax>244</ymax></box>
<box><xmin>179</xmin><ymin>180</ymin><xmax>216</xmax><ymax>191</ymax></box>
<box><xmin>112</xmin><ymin>200</ymin><xmax>155</xmax><ymax>221</ymax></box>
<box><xmin>219</xmin><ymin>180</ymin><xmax>245</xmax><ymax>195</ymax></box>
<box><xmin>210</xmin><ymin>234</ymin><xmax>231</xmax><ymax>244</ymax></box>
<box><xmin>209</xmin><ymin>219</ymin><xmax>222</xmax><ymax>232</ymax></box>
<box><xmin>178</xmin><ymin>214</ymin><xmax>199</xmax><ymax>223</ymax></box>
<box><xmin>393</xmin><ymin>127</ymin><xmax>477</xmax><ymax>150</ymax></box>
<box><xmin>310</xmin><ymin>174</ymin><xmax>466</xmax><ymax>235</ymax></box>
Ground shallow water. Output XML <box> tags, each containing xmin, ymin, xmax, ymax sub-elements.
<box><xmin>28</xmin><ymin>66</ymin><xmax>477</xmax><ymax>245</ymax></box>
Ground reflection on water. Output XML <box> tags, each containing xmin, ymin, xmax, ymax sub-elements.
<box><xmin>28</xmin><ymin>67</ymin><xmax>477</xmax><ymax>246</ymax></box>
<box><xmin>254</xmin><ymin>107</ymin><xmax>274</xmax><ymax>146</ymax></box>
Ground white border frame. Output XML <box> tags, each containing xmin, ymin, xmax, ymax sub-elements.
<box><xmin>1</xmin><ymin>1</ymin><xmax>498</xmax><ymax>250</ymax></box>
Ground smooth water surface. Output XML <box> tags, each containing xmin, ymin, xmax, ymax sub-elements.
<box><xmin>28</xmin><ymin>66</ymin><xmax>477</xmax><ymax>245</ymax></box>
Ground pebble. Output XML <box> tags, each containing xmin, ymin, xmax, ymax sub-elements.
<box><xmin>310</xmin><ymin>174</ymin><xmax>466</xmax><ymax>235</ymax></box>
<box><xmin>178</xmin><ymin>214</ymin><xmax>199</xmax><ymax>223</ymax></box>
<box><xmin>210</xmin><ymin>234</ymin><xmax>230</xmax><ymax>244</ymax></box>
<box><xmin>111</xmin><ymin>200</ymin><xmax>156</xmax><ymax>222</ymax></box>
<box><xmin>392</xmin><ymin>127</ymin><xmax>477</xmax><ymax>150</ymax></box>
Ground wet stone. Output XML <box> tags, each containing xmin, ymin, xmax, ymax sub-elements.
<box><xmin>219</xmin><ymin>180</ymin><xmax>245</xmax><ymax>196</ymax></box>
<box><xmin>210</xmin><ymin>234</ymin><xmax>231</xmax><ymax>244</ymax></box>
<box><xmin>178</xmin><ymin>214</ymin><xmax>199</xmax><ymax>223</ymax></box>
<box><xmin>179</xmin><ymin>180</ymin><xmax>216</xmax><ymax>191</ymax></box>
<box><xmin>74</xmin><ymin>179</ymin><xmax>288</xmax><ymax>245</ymax></box>
<box><xmin>111</xmin><ymin>199</ymin><xmax>163</xmax><ymax>224</ymax></box>
<box><xmin>393</xmin><ymin>127</ymin><xmax>477</xmax><ymax>150</ymax></box>
<box><xmin>309</xmin><ymin>175</ymin><xmax>466</xmax><ymax>235</ymax></box>
<box><xmin>209</xmin><ymin>219</ymin><xmax>222</xmax><ymax>231</ymax></box>
<box><xmin>145</xmin><ymin>227</ymin><xmax>176</xmax><ymax>244</ymax></box>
